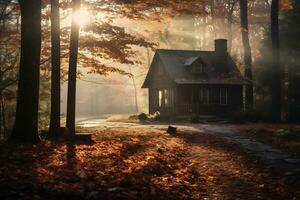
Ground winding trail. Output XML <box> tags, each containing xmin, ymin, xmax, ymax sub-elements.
<box><xmin>77</xmin><ymin>118</ymin><xmax>300</xmax><ymax>175</ymax></box>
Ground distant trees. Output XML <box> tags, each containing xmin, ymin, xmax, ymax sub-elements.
<box><xmin>48</xmin><ymin>0</ymin><xmax>61</xmax><ymax>138</ymax></box>
<box><xmin>0</xmin><ymin>1</ymin><xmax>19</xmax><ymax>139</ymax></box>
<box><xmin>283</xmin><ymin>1</ymin><xmax>300</xmax><ymax>121</ymax></box>
<box><xmin>270</xmin><ymin>0</ymin><xmax>281</xmax><ymax>121</ymax></box>
<box><xmin>254</xmin><ymin>0</ymin><xmax>299</xmax><ymax>121</ymax></box>
<box><xmin>9</xmin><ymin>0</ymin><xmax>41</xmax><ymax>143</ymax></box>
<box><xmin>2</xmin><ymin>0</ymin><xmax>300</xmax><ymax>144</ymax></box>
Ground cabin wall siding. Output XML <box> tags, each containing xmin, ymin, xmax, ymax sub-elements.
<box><xmin>149</xmin><ymin>84</ymin><xmax>243</xmax><ymax>117</ymax></box>
<box><xmin>147</xmin><ymin>59</ymin><xmax>177</xmax><ymax>116</ymax></box>
<box><xmin>176</xmin><ymin>84</ymin><xmax>243</xmax><ymax>115</ymax></box>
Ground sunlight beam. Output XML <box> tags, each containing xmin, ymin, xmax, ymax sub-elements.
<box><xmin>73</xmin><ymin>8</ymin><xmax>90</xmax><ymax>27</ymax></box>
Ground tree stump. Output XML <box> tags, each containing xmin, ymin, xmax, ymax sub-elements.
<box><xmin>167</xmin><ymin>126</ymin><xmax>177</xmax><ymax>134</ymax></box>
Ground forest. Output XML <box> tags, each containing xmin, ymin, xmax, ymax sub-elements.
<box><xmin>0</xmin><ymin>0</ymin><xmax>300</xmax><ymax>199</ymax></box>
<box><xmin>0</xmin><ymin>0</ymin><xmax>299</xmax><ymax>141</ymax></box>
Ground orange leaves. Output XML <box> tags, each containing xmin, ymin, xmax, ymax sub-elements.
<box><xmin>280</xmin><ymin>0</ymin><xmax>293</xmax><ymax>11</ymax></box>
<box><xmin>207</xmin><ymin>176</ymin><xmax>215</xmax><ymax>182</ymax></box>
<box><xmin>0</xmin><ymin>127</ymin><xmax>299</xmax><ymax>199</ymax></box>
<box><xmin>122</xmin><ymin>167</ymin><xmax>133</xmax><ymax>174</ymax></box>
<box><xmin>80</xmin><ymin>22</ymin><xmax>154</xmax><ymax>72</ymax></box>
<box><xmin>109</xmin><ymin>0</ymin><xmax>206</xmax><ymax>20</ymax></box>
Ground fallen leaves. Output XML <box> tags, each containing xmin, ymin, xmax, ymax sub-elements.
<box><xmin>0</xmin><ymin>127</ymin><xmax>299</xmax><ymax>199</ymax></box>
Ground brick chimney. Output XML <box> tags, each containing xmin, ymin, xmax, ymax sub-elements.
<box><xmin>214</xmin><ymin>39</ymin><xmax>228</xmax><ymax>73</ymax></box>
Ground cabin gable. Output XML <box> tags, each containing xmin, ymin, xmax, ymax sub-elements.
<box><xmin>142</xmin><ymin>53</ymin><xmax>175</xmax><ymax>89</ymax></box>
<box><xmin>184</xmin><ymin>57</ymin><xmax>207</xmax><ymax>75</ymax></box>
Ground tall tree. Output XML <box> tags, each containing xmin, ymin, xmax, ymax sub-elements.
<box><xmin>66</xmin><ymin>0</ymin><xmax>80</xmax><ymax>136</ymax></box>
<box><xmin>9</xmin><ymin>0</ymin><xmax>41</xmax><ymax>143</ymax></box>
<box><xmin>48</xmin><ymin>0</ymin><xmax>61</xmax><ymax>137</ymax></box>
<box><xmin>227</xmin><ymin>0</ymin><xmax>238</xmax><ymax>53</ymax></box>
<box><xmin>128</xmin><ymin>66</ymin><xmax>138</xmax><ymax>113</ymax></box>
<box><xmin>270</xmin><ymin>0</ymin><xmax>281</xmax><ymax>121</ymax></box>
<box><xmin>239</xmin><ymin>0</ymin><xmax>253</xmax><ymax>110</ymax></box>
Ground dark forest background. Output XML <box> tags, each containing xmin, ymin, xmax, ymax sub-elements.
<box><xmin>0</xmin><ymin>0</ymin><xmax>299</xmax><ymax>142</ymax></box>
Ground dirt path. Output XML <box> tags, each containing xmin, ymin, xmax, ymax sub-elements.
<box><xmin>78</xmin><ymin>119</ymin><xmax>300</xmax><ymax>175</ymax></box>
<box><xmin>174</xmin><ymin>131</ymin><xmax>290</xmax><ymax>199</ymax></box>
<box><xmin>192</xmin><ymin>124</ymin><xmax>300</xmax><ymax>175</ymax></box>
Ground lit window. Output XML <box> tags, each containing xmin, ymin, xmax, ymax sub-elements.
<box><xmin>155</xmin><ymin>89</ymin><xmax>173</xmax><ymax>108</ymax></box>
<box><xmin>159</xmin><ymin>90</ymin><xmax>163</xmax><ymax>107</ymax></box>
<box><xmin>164</xmin><ymin>89</ymin><xmax>168</xmax><ymax>106</ymax></box>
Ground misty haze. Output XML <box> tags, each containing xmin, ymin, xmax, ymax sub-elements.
<box><xmin>1</xmin><ymin>0</ymin><xmax>300</xmax><ymax>199</ymax></box>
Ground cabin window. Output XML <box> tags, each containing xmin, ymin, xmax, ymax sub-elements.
<box><xmin>164</xmin><ymin>89</ymin><xmax>174</xmax><ymax>107</ymax></box>
<box><xmin>192</xmin><ymin>63</ymin><xmax>204</xmax><ymax>73</ymax></box>
<box><xmin>154</xmin><ymin>89</ymin><xmax>174</xmax><ymax>108</ymax></box>
<box><xmin>159</xmin><ymin>90</ymin><xmax>163</xmax><ymax>107</ymax></box>
<box><xmin>220</xmin><ymin>88</ymin><xmax>228</xmax><ymax>105</ymax></box>
<box><xmin>164</xmin><ymin>89</ymin><xmax>168</xmax><ymax>106</ymax></box>
<box><xmin>200</xmin><ymin>87</ymin><xmax>209</xmax><ymax>104</ymax></box>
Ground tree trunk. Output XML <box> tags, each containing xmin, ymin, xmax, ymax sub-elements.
<box><xmin>128</xmin><ymin>66</ymin><xmax>139</xmax><ymax>113</ymax></box>
<box><xmin>0</xmin><ymin>93</ymin><xmax>2</xmax><ymax>139</ymax></box>
<box><xmin>48</xmin><ymin>0</ymin><xmax>61</xmax><ymax>138</ymax></box>
<box><xmin>227</xmin><ymin>1</ymin><xmax>237</xmax><ymax>53</ymax></box>
<box><xmin>66</xmin><ymin>0</ymin><xmax>80</xmax><ymax>136</ymax></box>
<box><xmin>210</xmin><ymin>0</ymin><xmax>217</xmax><ymax>39</ymax></box>
<box><xmin>9</xmin><ymin>0</ymin><xmax>41</xmax><ymax>143</ymax></box>
<box><xmin>287</xmin><ymin>54</ymin><xmax>299</xmax><ymax>121</ymax></box>
<box><xmin>239</xmin><ymin>0</ymin><xmax>253</xmax><ymax>110</ymax></box>
<box><xmin>270</xmin><ymin>0</ymin><xmax>281</xmax><ymax>121</ymax></box>
<box><xmin>1</xmin><ymin>94</ymin><xmax>6</xmax><ymax>138</ymax></box>
<box><xmin>227</xmin><ymin>13</ymin><xmax>233</xmax><ymax>53</ymax></box>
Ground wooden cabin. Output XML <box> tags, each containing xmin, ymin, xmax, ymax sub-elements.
<box><xmin>142</xmin><ymin>39</ymin><xmax>252</xmax><ymax>118</ymax></box>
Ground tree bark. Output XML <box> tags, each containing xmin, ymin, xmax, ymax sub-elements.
<box><xmin>48</xmin><ymin>0</ymin><xmax>61</xmax><ymax>138</ymax></box>
<box><xmin>9</xmin><ymin>0</ymin><xmax>41</xmax><ymax>143</ymax></box>
<box><xmin>128</xmin><ymin>66</ymin><xmax>139</xmax><ymax>113</ymax></box>
<box><xmin>210</xmin><ymin>0</ymin><xmax>217</xmax><ymax>39</ymax></box>
<box><xmin>239</xmin><ymin>0</ymin><xmax>253</xmax><ymax>110</ymax></box>
<box><xmin>1</xmin><ymin>94</ymin><xmax>6</xmax><ymax>138</ymax></box>
<box><xmin>227</xmin><ymin>13</ymin><xmax>233</xmax><ymax>53</ymax></box>
<box><xmin>0</xmin><ymin>93</ymin><xmax>2</xmax><ymax>139</ymax></box>
<box><xmin>66</xmin><ymin>0</ymin><xmax>80</xmax><ymax>136</ymax></box>
<box><xmin>227</xmin><ymin>0</ymin><xmax>237</xmax><ymax>53</ymax></box>
<box><xmin>270</xmin><ymin>0</ymin><xmax>281</xmax><ymax>121</ymax></box>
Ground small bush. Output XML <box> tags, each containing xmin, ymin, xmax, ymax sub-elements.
<box><xmin>150</xmin><ymin>111</ymin><xmax>161</xmax><ymax>121</ymax></box>
<box><xmin>138</xmin><ymin>113</ymin><xmax>148</xmax><ymax>121</ymax></box>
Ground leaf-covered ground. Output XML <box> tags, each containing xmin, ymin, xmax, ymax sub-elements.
<box><xmin>233</xmin><ymin>123</ymin><xmax>300</xmax><ymax>156</ymax></box>
<box><xmin>0</xmin><ymin>127</ymin><xmax>299</xmax><ymax>200</ymax></box>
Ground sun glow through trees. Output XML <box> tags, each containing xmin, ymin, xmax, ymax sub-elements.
<box><xmin>73</xmin><ymin>8</ymin><xmax>90</xmax><ymax>27</ymax></box>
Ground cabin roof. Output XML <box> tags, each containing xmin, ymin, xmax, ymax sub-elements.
<box><xmin>142</xmin><ymin>49</ymin><xmax>252</xmax><ymax>88</ymax></box>
<box><xmin>184</xmin><ymin>56</ymin><xmax>199</xmax><ymax>66</ymax></box>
